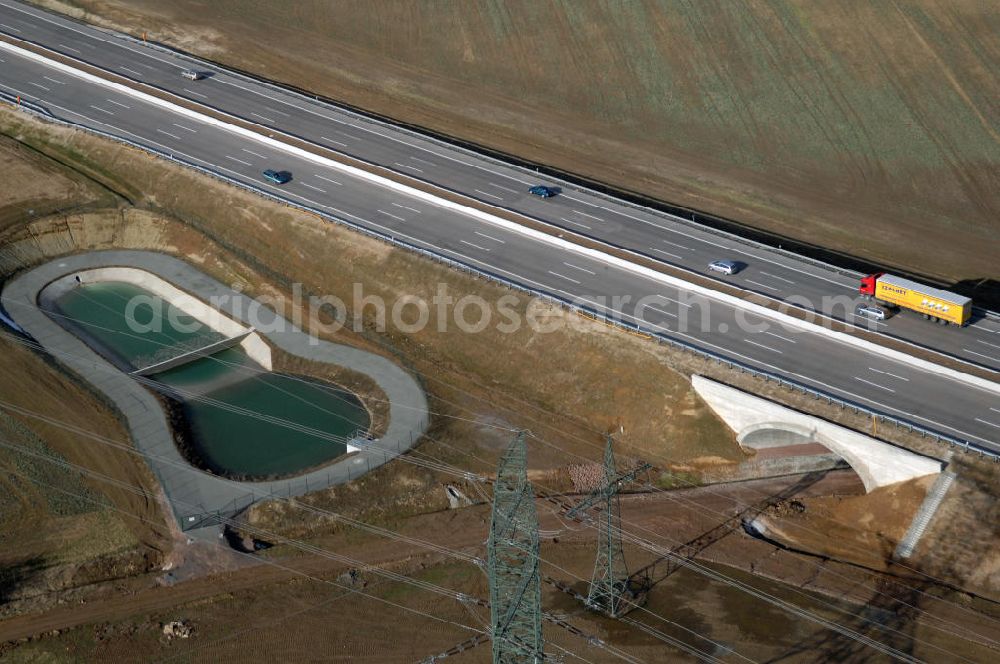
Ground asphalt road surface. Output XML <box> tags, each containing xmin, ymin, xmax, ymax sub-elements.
<box><xmin>1</xmin><ymin>2</ymin><xmax>999</xmax><ymax>453</ymax></box>
<box><xmin>1</xmin><ymin>0</ymin><xmax>998</xmax><ymax>372</ymax></box>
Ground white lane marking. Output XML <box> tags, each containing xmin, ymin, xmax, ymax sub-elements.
<box><xmin>224</xmin><ymin>155</ymin><xmax>252</xmax><ymax>166</ymax></box>
<box><xmin>547</xmin><ymin>270</ymin><xmax>580</xmax><ymax>285</ymax></box>
<box><xmin>392</xmin><ymin>203</ymin><xmax>421</xmax><ymax>214</ymax></box>
<box><xmin>460</xmin><ymin>239</ymin><xmax>490</xmax><ymax>252</ymax></box>
<box><xmin>377</xmin><ymin>209</ymin><xmax>406</xmax><ymax>222</ymax></box>
<box><xmin>745</xmin><ymin>279</ymin><xmax>780</xmax><ymax>292</ymax></box>
<box><xmin>763</xmin><ymin>331</ymin><xmax>797</xmax><ymax>343</ymax></box>
<box><xmin>394</xmin><ymin>162</ymin><xmax>423</xmax><ymax>173</ymax></box>
<box><xmin>105</xmin><ymin>98</ymin><xmax>131</xmax><ymax>109</ymax></box>
<box><xmin>570</xmin><ymin>287</ymin><xmax>998</xmax><ymax>447</ymax></box>
<box><xmin>301</xmin><ymin>182</ymin><xmax>326</xmax><ymax>193</ymax></box>
<box><xmin>854</xmin><ymin>377</ymin><xmax>895</xmax><ymax>393</ymax></box>
<box><xmin>651</xmin><ymin>294</ymin><xmax>694</xmax><ymax>308</ymax></box>
<box><xmin>573</xmin><ymin>209</ymin><xmax>604</xmax><ymax>222</ymax></box>
<box><xmin>0</xmin><ymin>23</ymin><xmax>22</xmax><ymax>32</ymax></box>
<box><xmin>598</xmin><ymin>203</ymin><xmax>857</xmax><ymax>290</ymax></box>
<box><xmin>991</xmin><ymin>407</ymin><xmax>1000</xmax><ymax>414</ymax></box>
<box><xmin>963</xmin><ymin>348</ymin><xmax>1000</xmax><ymax>363</ymax></box>
<box><xmin>563</xmin><ymin>262</ymin><xmax>596</xmax><ymax>276</ymax></box>
<box><xmin>744</xmin><ymin>338</ymin><xmax>783</xmax><ymax>354</ymax></box>
<box><xmin>662</xmin><ymin>239</ymin><xmax>692</xmax><ymax>251</ymax></box>
<box><xmin>138</xmin><ymin>63</ymin><xmax>155</xmax><ymax>70</ymax></box>
<box><xmin>640</xmin><ymin>303</ymin><xmax>677</xmax><ymax>319</ymax></box>
<box><xmin>57</xmin><ymin>43</ymin><xmax>81</xmax><ymax>54</ymax></box>
<box><xmin>242</xmin><ymin>148</ymin><xmax>267</xmax><ymax>159</ymax></box>
<box><xmin>33</xmin><ymin>49</ymin><xmax>992</xmax><ymax>418</ymax></box>
<box><xmin>320</xmin><ymin>136</ymin><xmax>348</xmax><ymax>148</ymax></box>
<box><xmin>183</xmin><ymin>87</ymin><xmax>208</xmax><ymax>98</ymax></box>
<box><xmin>974</xmin><ymin>418</ymin><xmax>1000</xmax><ymax>430</ymax></box>
<box><xmin>650</xmin><ymin>247</ymin><xmax>683</xmax><ymax>260</ymax></box>
<box><xmin>475</xmin><ymin>189</ymin><xmax>504</xmax><ymax>201</ymax></box>
<box><xmin>173</xmin><ymin>123</ymin><xmax>197</xmax><ymax>132</ymax></box>
<box><xmin>977</xmin><ymin>339</ymin><xmax>1000</xmax><ymax>350</ymax></box>
<box><xmin>969</xmin><ymin>323</ymin><xmax>998</xmax><ymax>333</ymax></box>
<box><xmin>251</xmin><ymin>112</ymin><xmax>276</xmax><ymax>123</ymax></box>
<box><xmin>94</xmin><ymin>114</ymin><xmax>980</xmax><ymax>450</ymax></box>
<box><xmin>88</xmin><ymin>104</ymin><xmax>114</xmax><ymax>115</ymax></box>
<box><xmin>410</xmin><ymin>156</ymin><xmax>435</xmax><ymax>166</ymax></box>
<box><xmin>489</xmin><ymin>182</ymin><xmax>520</xmax><ymax>194</ymax></box>
<box><xmin>120</xmin><ymin>65</ymin><xmax>144</xmax><ymax>76</ymax></box>
<box><xmin>869</xmin><ymin>367</ymin><xmax>909</xmax><ymax>381</ymax></box>
<box><xmin>314</xmin><ymin>174</ymin><xmax>342</xmax><ymax>186</ymax></box>
<box><xmin>42</xmin><ymin>76</ymin><xmax>64</xmax><ymax>85</ymax></box>
<box><xmin>28</xmin><ymin>81</ymin><xmax>49</xmax><ymax>91</ymax></box>
<box><xmin>333</xmin><ymin>130</ymin><xmax>358</xmax><ymax>140</ymax></box>
<box><xmin>759</xmin><ymin>271</ymin><xmax>796</xmax><ymax>285</ymax></box>
<box><xmin>474</xmin><ymin>231</ymin><xmax>505</xmax><ymax>244</ymax></box>
<box><xmin>156</xmin><ymin>128</ymin><xmax>181</xmax><ymax>140</ymax></box>
<box><xmin>264</xmin><ymin>106</ymin><xmax>290</xmax><ymax>117</ymax></box>
<box><xmin>560</xmin><ymin>217</ymin><xmax>591</xmax><ymax>230</ymax></box>
<box><xmin>561</xmin><ymin>194</ymin><xmax>600</xmax><ymax>208</ymax></box>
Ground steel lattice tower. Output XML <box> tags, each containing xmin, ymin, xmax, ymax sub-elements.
<box><xmin>586</xmin><ymin>436</ymin><xmax>636</xmax><ymax>618</ymax></box>
<box><xmin>488</xmin><ymin>432</ymin><xmax>543</xmax><ymax>664</ymax></box>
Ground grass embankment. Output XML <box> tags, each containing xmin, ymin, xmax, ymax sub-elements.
<box><xmin>0</xmin><ymin>130</ymin><xmax>168</xmax><ymax>615</ymax></box>
<box><xmin>0</xmin><ymin>104</ymin><xmax>737</xmax><ymax>532</ymax></box>
<box><xmin>33</xmin><ymin>0</ymin><xmax>1000</xmax><ymax>295</ymax></box>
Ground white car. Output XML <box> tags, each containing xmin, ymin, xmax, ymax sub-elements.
<box><xmin>707</xmin><ymin>260</ymin><xmax>742</xmax><ymax>275</ymax></box>
<box><xmin>855</xmin><ymin>305</ymin><xmax>886</xmax><ymax>321</ymax></box>
<box><xmin>180</xmin><ymin>69</ymin><xmax>203</xmax><ymax>81</ymax></box>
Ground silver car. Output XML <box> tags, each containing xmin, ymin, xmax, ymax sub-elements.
<box><xmin>855</xmin><ymin>305</ymin><xmax>886</xmax><ymax>321</ymax></box>
<box><xmin>707</xmin><ymin>260</ymin><xmax>742</xmax><ymax>275</ymax></box>
<box><xmin>180</xmin><ymin>69</ymin><xmax>203</xmax><ymax>81</ymax></box>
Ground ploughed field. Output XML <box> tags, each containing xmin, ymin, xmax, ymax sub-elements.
<box><xmin>45</xmin><ymin>0</ymin><xmax>1000</xmax><ymax>288</ymax></box>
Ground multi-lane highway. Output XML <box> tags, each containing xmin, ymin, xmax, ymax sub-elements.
<box><xmin>1</xmin><ymin>0</ymin><xmax>999</xmax><ymax>453</ymax></box>
<box><xmin>1</xmin><ymin>0</ymin><xmax>998</xmax><ymax>372</ymax></box>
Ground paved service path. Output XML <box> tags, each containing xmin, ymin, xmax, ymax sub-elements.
<box><xmin>3</xmin><ymin>250</ymin><xmax>429</xmax><ymax>531</ymax></box>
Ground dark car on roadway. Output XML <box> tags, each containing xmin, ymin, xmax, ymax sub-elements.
<box><xmin>262</xmin><ymin>169</ymin><xmax>292</xmax><ymax>185</ymax></box>
<box><xmin>528</xmin><ymin>185</ymin><xmax>557</xmax><ymax>198</ymax></box>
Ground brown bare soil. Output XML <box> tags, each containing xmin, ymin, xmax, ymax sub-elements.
<box><xmin>31</xmin><ymin>0</ymin><xmax>1000</xmax><ymax>289</ymax></box>
<box><xmin>2</xmin><ymin>91</ymin><xmax>999</xmax><ymax>659</ymax></box>
<box><xmin>4</xmin><ymin>474</ymin><xmax>999</xmax><ymax>662</ymax></box>
<box><xmin>0</xmin><ymin>133</ymin><xmax>116</xmax><ymax>234</ymax></box>
<box><xmin>0</xmin><ymin>328</ymin><xmax>171</xmax><ymax>617</ymax></box>
<box><xmin>757</xmin><ymin>475</ymin><xmax>934</xmax><ymax>571</ymax></box>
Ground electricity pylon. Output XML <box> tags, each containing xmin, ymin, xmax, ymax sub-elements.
<box><xmin>584</xmin><ymin>436</ymin><xmax>650</xmax><ymax>618</ymax></box>
<box><xmin>488</xmin><ymin>432</ymin><xmax>543</xmax><ymax>663</ymax></box>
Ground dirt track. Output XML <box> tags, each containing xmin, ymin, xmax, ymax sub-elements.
<box><xmin>6</xmin><ymin>470</ymin><xmax>996</xmax><ymax>654</ymax></box>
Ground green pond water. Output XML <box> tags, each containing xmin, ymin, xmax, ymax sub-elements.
<box><xmin>56</xmin><ymin>281</ymin><xmax>221</xmax><ymax>368</ymax></box>
<box><xmin>55</xmin><ymin>281</ymin><xmax>368</xmax><ymax>478</ymax></box>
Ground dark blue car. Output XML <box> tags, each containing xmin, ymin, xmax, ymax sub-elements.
<box><xmin>528</xmin><ymin>185</ymin><xmax>557</xmax><ymax>198</ymax></box>
<box><xmin>262</xmin><ymin>169</ymin><xmax>292</xmax><ymax>185</ymax></box>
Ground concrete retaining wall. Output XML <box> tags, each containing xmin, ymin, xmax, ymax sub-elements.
<box><xmin>693</xmin><ymin>376</ymin><xmax>943</xmax><ymax>492</ymax></box>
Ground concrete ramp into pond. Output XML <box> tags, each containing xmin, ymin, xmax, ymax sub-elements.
<box><xmin>131</xmin><ymin>329</ymin><xmax>255</xmax><ymax>376</ymax></box>
<box><xmin>692</xmin><ymin>376</ymin><xmax>943</xmax><ymax>493</ymax></box>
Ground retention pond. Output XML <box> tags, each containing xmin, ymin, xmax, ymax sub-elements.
<box><xmin>55</xmin><ymin>281</ymin><xmax>369</xmax><ymax>479</ymax></box>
